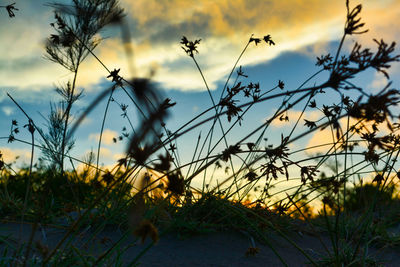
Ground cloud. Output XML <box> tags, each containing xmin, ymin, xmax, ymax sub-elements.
<box><xmin>0</xmin><ymin>147</ymin><xmax>31</xmax><ymax>164</ymax></box>
<box><xmin>96</xmin><ymin>147</ymin><xmax>118</xmax><ymax>162</ymax></box>
<box><xmin>0</xmin><ymin>0</ymin><xmax>398</xmax><ymax>102</ymax></box>
<box><xmin>368</xmin><ymin>63</ymin><xmax>400</xmax><ymax>92</ymax></box>
<box><xmin>306</xmin><ymin>127</ymin><xmax>338</xmax><ymax>154</ymax></box>
<box><xmin>88</xmin><ymin>129</ymin><xmax>119</xmax><ymax>146</ymax></box>
<box><xmin>2</xmin><ymin>106</ymin><xmax>15</xmax><ymax>116</ymax></box>
<box><xmin>76</xmin><ymin>149</ymin><xmax>125</xmax><ymax>173</ymax></box>
<box><xmin>117</xmin><ymin>0</ymin><xmax>398</xmax><ymax>92</ymax></box>
<box><xmin>369</xmin><ymin>72</ymin><xmax>389</xmax><ymax>92</ymax></box>
<box><xmin>97</xmin><ymin>148</ymin><xmax>124</xmax><ymax>162</ymax></box>
<box><xmin>305</xmin><ymin>116</ymin><xmax>393</xmax><ymax>154</ymax></box>
<box><xmin>123</xmin><ymin>0</ymin><xmax>343</xmax><ymax>38</ymax></box>
<box><xmin>0</xmin><ymin>3</ymin><xmax>66</xmax><ymax>92</ymax></box>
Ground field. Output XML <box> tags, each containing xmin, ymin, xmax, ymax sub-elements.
<box><xmin>0</xmin><ymin>0</ymin><xmax>400</xmax><ymax>266</ymax></box>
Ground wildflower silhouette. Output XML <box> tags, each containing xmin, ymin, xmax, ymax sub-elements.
<box><xmin>316</xmin><ymin>54</ymin><xmax>333</xmax><ymax>69</ymax></box>
<box><xmin>0</xmin><ymin>151</ymin><xmax>3</xmax><ymax>170</ymax></box>
<box><xmin>24</xmin><ymin>119</ymin><xmax>35</xmax><ymax>134</ymax></box>
<box><xmin>101</xmin><ymin>170</ymin><xmax>114</xmax><ymax>186</ymax></box>
<box><xmin>261</xmin><ymin>161</ymin><xmax>285</xmax><ymax>180</ymax></box>
<box><xmin>2</xmin><ymin>0</ymin><xmax>400</xmax><ymax>265</ymax></box>
<box><xmin>345</xmin><ymin>0</ymin><xmax>368</xmax><ymax>35</ymax></box>
<box><xmin>168</xmin><ymin>143</ymin><xmax>177</xmax><ymax>153</ymax></box>
<box><xmin>278</xmin><ymin>80</ymin><xmax>285</xmax><ymax>89</ymax></box>
<box><xmin>304</xmin><ymin>119</ymin><xmax>317</xmax><ymax>129</ymax></box>
<box><xmin>249</xmin><ymin>36</ymin><xmax>261</xmax><ymax>46</ymax></box>
<box><xmin>152</xmin><ymin>152</ymin><xmax>173</xmax><ymax>172</ymax></box>
<box><xmin>300</xmin><ymin>166</ymin><xmax>319</xmax><ymax>184</ymax></box>
<box><xmin>237</xmin><ymin>66</ymin><xmax>248</xmax><ymax>78</ymax></box>
<box><xmin>44</xmin><ymin>0</ymin><xmax>124</xmax><ymax>173</ymax></box>
<box><xmin>7</xmin><ymin>119</ymin><xmax>19</xmax><ymax>143</ymax></box>
<box><xmin>221</xmin><ymin>144</ymin><xmax>241</xmax><ymax>162</ymax></box>
<box><xmin>107</xmin><ymin>68</ymin><xmax>122</xmax><ymax>84</ymax></box>
<box><xmin>372</xmin><ymin>173</ymin><xmax>384</xmax><ymax>184</ymax></box>
<box><xmin>250</xmin><ymin>34</ymin><xmax>275</xmax><ymax>46</ymax></box>
<box><xmin>181</xmin><ymin>36</ymin><xmax>201</xmax><ymax>57</ymax></box>
<box><xmin>0</xmin><ymin>3</ymin><xmax>18</xmax><ymax>18</ymax></box>
<box><xmin>166</xmin><ymin>170</ymin><xmax>185</xmax><ymax>195</ymax></box>
<box><xmin>245</xmin><ymin>170</ymin><xmax>258</xmax><ymax>182</ymax></box>
<box><xmin>263</xmin><ymin>34</ymin><xmax>275</xmax><ymax>46</ymax></box>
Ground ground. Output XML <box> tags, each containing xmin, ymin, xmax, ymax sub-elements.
<box><xmin>1</xmin><ymin>220</ymin><xmax>399</xmax><ymax>266</ymax></box>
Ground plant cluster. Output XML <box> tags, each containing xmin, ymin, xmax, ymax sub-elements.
<box><xmin>0</xmin><ymin>0</ymin><xmax>400</xmax><ymax>266</ymax></box>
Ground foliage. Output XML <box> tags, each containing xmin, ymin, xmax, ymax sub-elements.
<box><xmin>0</xmin><ymin>0</ymin><xmax>400</xmax><ymax>266</ymax></box>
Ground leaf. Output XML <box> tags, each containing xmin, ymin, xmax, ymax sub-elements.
<box><xmin>304</xmin><ymin>119</ymin><xmax>317</xmax><ymax>129</ymax></box>
<box><xmin>263</xmin><ymin>35</ymin><xmax>275</xmax><ymax>46</ymax></box>
<box><xmin>249</xmin><ymin>36</ymin><xmax>261</xmax><ymax>45</ymax></box>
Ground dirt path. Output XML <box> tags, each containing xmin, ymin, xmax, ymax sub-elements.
<box><xmin>0</xmin><ymin>221</ymin><xmax>399</xmax><ymax>266</ymax></box>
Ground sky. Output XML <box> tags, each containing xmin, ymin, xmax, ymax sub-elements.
<box><xmin>0</xmin><ymin>0</ymin><xmax>399</xmax><ymax>194</ymax></box>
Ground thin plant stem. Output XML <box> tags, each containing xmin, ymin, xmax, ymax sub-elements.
<box><xmin>96</xmin><ymin>86</ymin><xmax>116</xmax><ymax>171</ymax></box>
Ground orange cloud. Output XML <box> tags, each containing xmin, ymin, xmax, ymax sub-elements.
<box><xmin>0</xmin><ymin>147</ymin><xmax>32</xmax><ymax>164</ymax></box>
<box><xmin>2</xmin><ymin>0</ymin><xmax>397</xmax><ymax>96</ymax></box>
<box><xmin>123</xmin><ymin>0</ymin><xmax>343</xmax><ymax>38</ymax></box>
<box><xmin>88</xmin><ymin>129</ymin><xmax>119</xmax><ymax>146</ymax></box>
<box><xmin>114</xmin><ymin>0</ymin><xmax>398</xmax><ymax>92</ymax></box>
<box><xmin>306</xmin><ymin>116</ymin><xmax>393</xmax><ymax>154</ymax></box>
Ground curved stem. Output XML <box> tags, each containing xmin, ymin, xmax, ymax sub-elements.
<box><xmin>96</xmin><ymin>87</ymin><xmax>115</xmax><ymax>172</ymax></box>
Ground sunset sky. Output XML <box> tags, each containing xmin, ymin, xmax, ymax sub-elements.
<box><xmin>0</xmin><ymin>0</ymin><xmax>399</xmax><ymax>183</ymax></box>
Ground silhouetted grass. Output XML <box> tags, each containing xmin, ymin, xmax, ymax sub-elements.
<box><xmin>0</xmin><ymin>0</ymin><xmax>399</xmax><ymax>266</ymax></box>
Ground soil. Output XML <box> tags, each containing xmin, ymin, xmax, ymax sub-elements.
<box><xmin>0</xmin><ymin>220</ymin><xmax>399</xmax><ymax>266</ymax></box>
